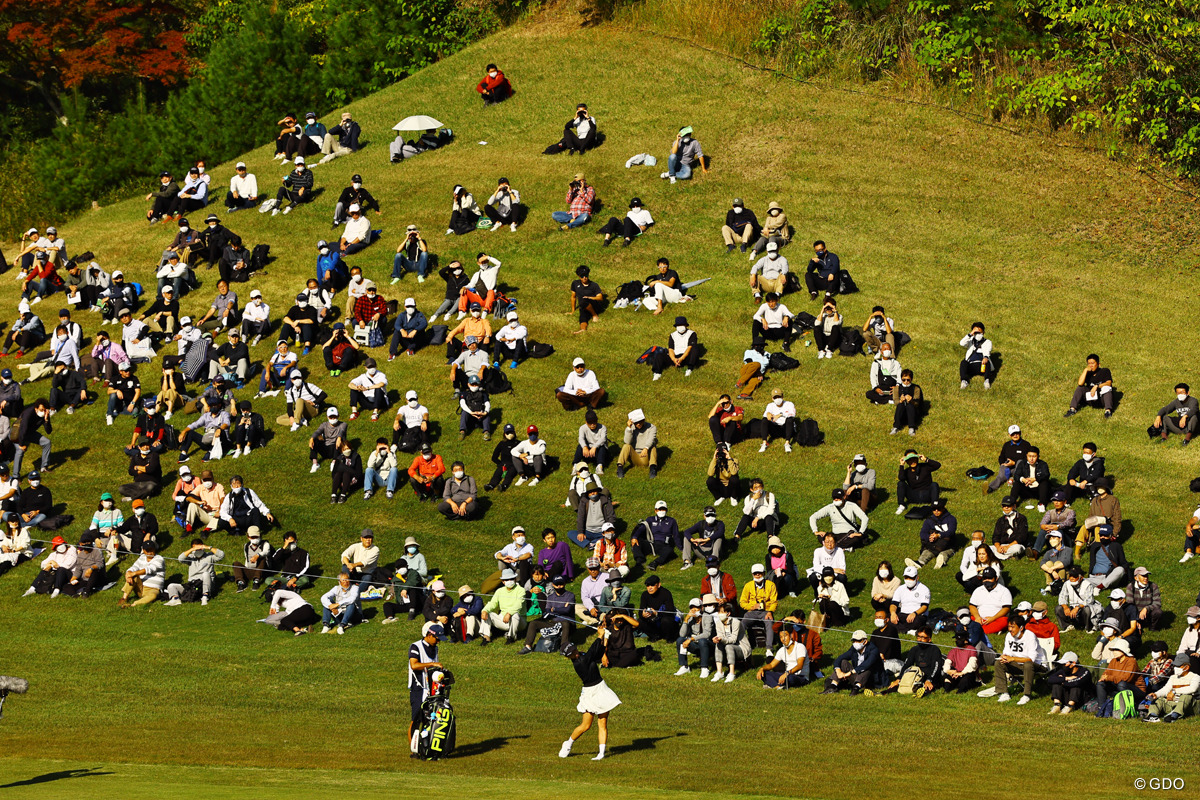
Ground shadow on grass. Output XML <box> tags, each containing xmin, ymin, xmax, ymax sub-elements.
<box><xmin>451</xmin><ymin>733</ymin><xmax>530</xmax><ymax>757</ymax></box>
<box><xmin>0</xmin><ymin>767</ymin><xmax>114</xmax><ymax>788</ymax></box>
<box><xmin>607</xmin><ymin>731</ymin><xmax>687</xmax><ymax>755</ymax></box>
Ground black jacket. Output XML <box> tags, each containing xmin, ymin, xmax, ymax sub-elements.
<box><xmin>118</xmin><ymin>512</ymin><xmax>160</xmax><ymax>553</ymax></box>
<box><xmin>50</xmin><ymin>368</ymin><xmax>86</xmax><ymax>403</ymax></box>
<box><xmin>489</xmin><ymin>437</ymin><xmax>518</xmax><ymax>467</ymax></box>
<box><xmin>1011</xmin><ymin>459</ymin><xmax>1050</xmax><ymax>488</ymax></box>
<box><xmin>901</xmin><ymin>643</ymin><xmax>943</xmax><ymax>682</ymax></box>
<box><xmin>234</xmin><ymin>411</ymin><xmax>266</xmax><ymax>441</ymax></box>
<box><xmin>898</xmin><ymin>459</ymin><xmax>940</xmax><ymax>490</ymax></box>
<box><xmin>998</xmin><ymin>438</ymin><xmax>1031</xmax><ymax>467</ymax></box>
<box><xmin>439</xmin><ymin>266</ymin><xmax>470</xmax><ymax>301</ymax></box>
<box><xmin>724</xmin><ymin>207</ymin><xmax>760</xmax><ymax>235</ymax></box>
<box><xmin>992</xmin><ymin>512</ymin><xmax>1029</xmax><ymax>546</ymax></box>
<box><xmin>202</xmin><ymin>224</ymin><xmax>234</xmax><ymax>255</ymax></box>
<box><xmin>331</xmin><ymin>452</ymin><xmax>363</xmax><ymax>484</ymax></box>
<box><xmin>1066</xmin><ymin>456</ymin><xmax>1105</xmax><ymax>486</ymax></box>
<box><xmin>19</xmin><ymin>484</ymin><xmax>51</xmax><ymax>516</ymax></box>
<box><xmin>16</xmin><ymin>406</ymin><xmax>50</xmax><ymax>445</ymax></box>
<box><xmin>127</xmin><ymin>450</ymin><xmax>163</xmax><ymax>485</ymax></box>
<box><xmin>336</xmin><ymin>186</ymin><xmax>380</xmax><ymax>213</ymax></box>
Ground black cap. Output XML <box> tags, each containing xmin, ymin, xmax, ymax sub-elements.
<box><xmin>552</xmin><ymin>574</ymin><xmax>566</xmax><ymax>585</ymax></box>
<box><xmin>205</xmin><ymin>214</ymin><xmax>220</xmax><ymax>224</ymax></box>
<box><xmin>645</xmin><ymin>574</ymin><xmax>661</xmax><ymax>586</ymax></box>
<box><xmin>420</xmin><ymin>443</ymin><xmax>433</xmax><ymax>454</ymax></box>
<box><xmin>351</xmin><ymin>174</ymin><xmax>362</xmax><ymax>183</ymax></box>
<box><xmin>629</xmin><ymin>197</ymin><xmax>642</xmax><ymax>208</ymax></box>
<box><xmin>981</xmin><ymin>567</ymin><xmax>997</xmax><ymax>579</ymax></box>
<box><xmin>498</xmin><ymin>177</ymin><xmax>509</xmax><ymax>184</ymax></box>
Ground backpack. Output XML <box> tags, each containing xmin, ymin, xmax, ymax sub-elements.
<box><xmin>527</xmin><ymin>340</ymin><xmax>554</xmax><ymax>359</ymax></box>
<box><xmin>797</xmin><ymin>418</ymin><xmax>824</xmax><ymax>447</ymax></box>
<box><xmin>428</xmin><ymin>325</ymin><xmax>448</xmax><ymax>346</ymax></box>
<box><xmin>637</xmin><ymin>345</ymin><xmax>663</xmax><ymax>365</ymax></box>
<box><xmin>1112</xmin><ymin>689</ymin><xmax>1138</xmax><ymax>719</ymax></box>
<box><xmin>616</xmin><ymin>281</ymin><xmax>644</xmax><ymax>302</ymax></box>
<box><xmin>897</xmin><ymin>666</ymin><xmax>923</xmax><ymax>695</ymax></box>
<box><xmin>838</xmin><ymin>269</ymin><xmax>858</xmax><ymax>294</ymax></box>
<box><xmin>794</xmin><ymin>311</ymin><xmax>816</xmax><ymax>331</ymax></box>
<box><xmin>1147</xmin><ymin>424</ymin><xmax>1163</xmax><ymax>439</ymax></box>
<box><xmin>178</xmin><ymin>580</ymin><xmax>205</xmax><ymax>604</ymax></box>
<box><xmin>485</xmin><ymin>369</ymin><xmax>512</xmax><ymax>395</ymax></box>
<box><xmin>839</xmin><ymin>328</ymin><xmax>864</xmax><ymax>355</ymax></box>
<box><xmin>533</xmin><ymin>622</ymin><xmax>563</xmax><ymax>653</ymax></box>
<box><xmin>250</xmin><ymin>244</ymin><xmax>270</xmax><ymax>271</ymax></box>
<box><xmin>398</xmin><ymin>426</ymin><xmax>424</xmax><ymax>453</ymax></box>
<box><xmin>1190</xmin><ymin>477</ymin><xmax>1200</xmax><ymax>493</ymax></box>
<box><xmin>330</xmin><ymin>340</ymin><xmax>355</xmax><ymax>367</ymax></box>
<box><xmin>768</xmin><ymin>352</ymin><xmax>799</xmax><ymax>371</ymax></box>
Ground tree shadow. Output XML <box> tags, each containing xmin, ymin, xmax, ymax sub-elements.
<box><xmin>0</xmin><ymin>768</ymin><xmax>114</xmax><ymax>789</ymax></box>
<box><xmin>451</xmin><ymin>733</ymin><xmax>530</xmax><ymax>758</ymax></box>
<box><xmin>607</xmin><ymin>731</ymin><xmax>687</xmax><ymax>755</ymax></box>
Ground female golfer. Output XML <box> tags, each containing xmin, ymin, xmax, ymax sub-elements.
<box><xmin>559</xmin><ymin>639</ymin><xmax>620</xmax><ymax>760</ymax></box>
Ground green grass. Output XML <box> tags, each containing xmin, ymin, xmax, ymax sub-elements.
<box><xmin>2</xmin><ymin>16</ymin><xmax>1200</xmax><ymax>798</ymax></box>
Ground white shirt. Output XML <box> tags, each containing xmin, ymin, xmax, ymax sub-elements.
<box><xmin>561</xmin><ymin>369</ymin><xmax>600</xmax><ymax>395</ymax></box>
<box><xmin>891</xmin><ymin>582</ymin><xmax>932</xmax><ymax>614</ymax></box>
<box><xmin>774</xmin><ymin>641</ymin><xmax>807</xmax><ymax>672</ymax></box>
<box><xmin>810</xmin><ymin>546</ymin><xmax>846</xmax><ymax>574</ymax></box>
<box><xmin>343</xmin><ymin>215</ymin><xmax>370</xmax><ymax>244</ymax></box>
<box><xmin>668</xmin><ymin>329</ymin><xmax>695</xmax><ymax>353</ymax></box>
<box><xmin>42</xmin><ymin>545</ymin><xmax>77</xmax><ymax>571</ymax></box>
<box><xmin>969</xmin><ymin>583</ymin><xmax>1014</xmax><ymax>619</ymax></box>
<box><xmin>1001</xmin><ymin>629</ymin><xmax>1046</xmax><ymax>666</ymax></box>
<box><xmin>751</xmin><ymin>255</ymin><xmax>789</xmax><ymax>280</ymax></box>
<box><xmin>763</xmin><ymin>400</ymin><xmax>796</xmax><ymax>422</ymax></box>
<box><xmin>469</xmin><ymin>256</ymin><xmax>502</xmax><ymax>292</ymax></box>
<box><xmin>512</xmin><ymin>439</ymin><xmax>547</xmax><ymax>459</ymax></box>
<box><xmin>320</xmin><ymin>583</ymin><xmax>360</xmax><ymax>610</ymax></box>
<box><xmin>753</xmin><ymin>303</ymin><xmax>792</xmax><ymax>328</ymax></box>
<box><xmin>495</xmin><ymin>542</ymin><xmax>534</xmax><ymax>561</ymax></box>
<box><xmin>496</xmin><ymin>323</ymin><xmax>527</xmax><ymax>348</ymax></box>
<box><xmin>960</xmin><ymin>334</ymin><xmax>993</xmax><ymax>360</ymax></box>
<box><xmin>743</xmin><ymin>491</ymin><xmax>776</xmax><ymax>520</ymax></box>
<box><xmin>271</xmin><ymin>589</ymin><xmax>309</xmax><ymax>615</ymax></box>
<box><xmin>243</xmin><ymin>300</ymin><xmax>270</xmax><ymax>323</ymax></box>
<box><xmin>129</xmin><ymin>554</ymin><xmax>166</xmax><ymax>589</ymax></box>
<box><xmin>348</xmin><ymin>370</ymin><xmax>388</xmax><ymax>398</ymax></box>
<box><xmin>230</xmin><ymin>173</ymin><xmax>258</xmax><ymax>199</ymax></box>
<box><xmin>626</xmin><ymin>207</ymin><xmax>654</xmax><ymax>227</ymax></box>
<box><xmin>398</xmin><ymin>403</ymin><xmax>428</xmax><ymax>429</ymax></box>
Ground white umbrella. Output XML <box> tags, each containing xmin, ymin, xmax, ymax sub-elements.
<box><xmin>393</xmin><ymin>115</ymin><xmax>443</xmax><ymax>132</ymax></box>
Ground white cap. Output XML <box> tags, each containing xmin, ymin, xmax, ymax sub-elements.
<box><xmin>294</xmin><ymin>156</ymin><xmax>305</xmax><ymax>165</ymax></box>
<box><xmin>24</xmin><ymin>228</ymin><xmax>37</xmax><ymax>237</ymax></box>
<box><xmin>628</xmin><ymin>408</ymin><xmax>646</xmax><ymax>423</ymax></box>
<box><xmin>348</xmin><ymin>203</ymin><xmax>361</xmax><ymax>213</ymax></box>
<box><xmin>1110</xmin><ymin>588</ymin><xmax>1126</xmax><ymax>599</ymax></box>
<box><xmin>17</xmin><ymin>301</ymin><xmax>30</xmax><ymax>313</ymax></box>
<box><xmin>751</xmin><ymin>563</ymin><xmax>765</xmax><ymax>574</ymax></box>
<box><xmin>162</xmin><ymin>285</ymin><xmax>174</xmax><ymax>294</ymax></box>
<box><xmin>506</xmin><ymin>311</ymin><xmax>518</xmax><ymax>321</ymax></box>
<box><xmin>903</xmin><ymin>565</ymin><xmax>919</xmax><ymax>578</ymax></box>
<box><xmin>851</xmin><ymin>629</ymin><xmax>869</xmax><ymax>641</ymax></box>
<box><xmin>1109</xmin><ymin>638</ymin><xmax>1131</xmax><ymax>655</ymax></box>
<box><xmin>250</xmin><ymin>289</ymin><xmax>262</xmax><ymax>298</ymax></box>
<box><xmin>601</xmin><ymin>522</ymin><xmax>615</xmax><ymax>531</ymax></box>
<box><xmin>1016</xmin><ymin>601</ymin><xmax>1032</xmax><ymax>612</ymax></box>
<box><xmin>766</xmin><ymin>241</ymin><xmax>778</xmax><ymax>252</ymax></box>
<box><xmin>236</xmin><ymin>161</ymin><xmax>246</xmax><ymax>169</ymax></box>
<box><xmin>404</xmin><ymin>297</ymin><xmax>415</xmax><ymax>307</ymax></box>
<box><xmin>654</xmin><ymin>500</ymin><xmax>668</xmax><ymax>510</ymax></box>
<box><xmin>179</xmin><ymin>316</ymin><xmax>192</xmax><ymax>326</ymax></box>
<box><xmin>1007</xmin><ymin>424</ymin><xmax>1021</xmax><ymax>435</ymax></box>
<box><xmin>1057</xmin><ymin>651</ymin><xmax>1079</xmax><ymax>664</ymax></box>
<box><xmin>112</xmin><ymin>270</ymin><xmax>124</xmax><ymax>279</ymax></box>
<box><xmin>572</xmin><ymin>357</ymin><xmax>585</xmax><ymax>367</ymax></box>
<box><xmin>405</xmin><ymin>390</ymin><xmax>418</xmax><ymax>401</ymax></box>
<box><xmin>326</xmin><ymin>407</ymin><xmax>339</xmax><ymax>417</ymax></box>
<box><xmin>511</xmin><ymin>525</ymin><xmax>525</xmax><ymax>535</ymax></box>
<box><xmin>688</xmin><ymin>597</ymin><xmax>701</xmax><ymax>607</ymax></box>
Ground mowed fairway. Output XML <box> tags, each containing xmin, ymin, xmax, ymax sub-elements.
<box><xmin>1</xmin><ymin>17</ymin><xmax>1199</xmax><ymax>799</ymax></box>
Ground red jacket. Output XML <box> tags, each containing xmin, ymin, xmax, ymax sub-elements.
<box><xmin>475</xmin><ymin>70</ymin><xmax>512</xmax><ymax>98</ymax></box>
<box><xmin>407</xmin><ymin>453</ymin><xmax>445</xmax><ymax>482</ymax></box>
<box><xmin>702</xmin><ymin>572</ymin><xmax>737</xmax><ymax>604</ymax></box>
<box><xmin>1025</xmin><ymin>617</ymin><xmax>1060</xmax><ymax>650</ymax></box>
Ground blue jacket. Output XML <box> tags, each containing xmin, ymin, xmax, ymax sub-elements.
<box><xmin>638</xmin><ymin>515</ymin><xmax>680</xmax><ymax>547</ymax></box>
<box><xmin>954</xmin><ymin>619</ymin><xmax>992</xmax><ymax>652</ymax></box>
<box><xmin>317</xmin><ymin>252</ymin><xmax>347</xmax><ymax>288</ymax></box>
<box><xmin>451</xmin><ymin>594</ymin><xmax>483</xmax><ymax>617</ymax></box>
<box><xmin>394</xmin><ymin>309</ymin><xmax>427</xmax><ymax>334</ymax></box>
<box><xmin>835</xmin><ymin>642</ymin><xmax>882</xmax><ymax>678</ymax></box>
<box><xmin>919</xmin><ymin>512</ymin><xmax>957</xmax><ymax>546</ymax></box>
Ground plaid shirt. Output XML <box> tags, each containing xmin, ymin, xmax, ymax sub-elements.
<box><xmin>353</xmin><ymin>295</ymin><xmax>387</xmax><ymax>325</ymax></box>
<box><xmin>566</xmin><ymin>184</ymin><xmax>594</xmax><ymax>218</ymax></box>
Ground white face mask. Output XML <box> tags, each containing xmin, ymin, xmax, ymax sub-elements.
<box><xmin>881</xmin><ymin>351</ymin><xmax>892</xmax><ymax>359</ymax></box>
<box><xmin>433</xmin><ymin>590</ymin><xmax>445</xmax><ymax>598</ymax></box>
<box><xmin>134</xmin><ymin>508</ymin><xmax>145</xmax><ymax>517</ymax></box>
<box><xmin>1102</xmin><ymin>627</ymin><xmax>1116</xmax><ymax>637</ymax></box>
<box><xmin>1033</xmin><ymin>611</ymin><xmax>1045</xmax><ymax>620</ymax></box>
<box><xmin>1188</xmin><ymin>616</ymin><xmax>1197</xmax><ymax>626</ymax></box>
<box><xmin>296</xmin><ymin>300</ymin><xmax>308</xmax><ymax>308</ymax></box>
<box><xmin>319</xmin><ymin>247</ymin><xmax>330</xmax><ymax>256</ymax></box>
<box><xmin>707</xmin><ymin>568</ymin><xmax>718</xmax><ymax>577</ymax></box>
<box><xmin>461</xmin><ymin>594</ymin><xmax>473</xmax><ymax>604</ymax></box>
<box><xmin>513</xmin><ymin>535</ymin><xmax>525</xmax><ymax>546</ymax></box>
<box><xmin>878</xmin><ymin>569</ymin><xmax>889</xmax><ymax>579</ymax></box>
<box><xmin>675</xmin><ymin>326</ymin><xmax>687</xmax><ymax>334</ymax></box>
<box><xmin>753</xmin><ymin>576</ymin><xmax>764</xmax><ymax>585</ymax></box>
<box><xmin>57</xmin><ymin>334</ymin><xmax>66</xmax><ymax>343</ymax></box>
<box><xmin>1151</xmin><ymin>651</ymin><xmax>1163</xmax><ymax>660</ymax></box>
<box><xmin>0</xmin><ymin>378</ymin><xmax>9</xmax><ymax>385</ymax></box>
<box><xmin>855</xmin><ymin>464</ymin><xmax>867</xmax><ymax>473</ymax></box>
<box><xmin>959</xmin><ymin>616</ymin><xmax>971</xmax><ymax>626</ymax></box>
<box><xmin>29</xmin><ymin>480</ymin><xmax>40</xmax><ymax>487</ymax></box>
<box><xmin>717</xmin><ymin>611</ymin><xmax>729</xmax><ymax>621</ymax></box>
<box><xmin>1173</xmin><ymin>667</ymin><xmax>1185</xmax><ymax>677</ymax></box>
<box><xmin>732</xmin><ymin>206</ymin><xmax>743</xmax><ymax>213</ymax></box>
<box><xmin>833</xmin><ymin>500</ymin><xmax>844</xmax><ymax>508</ymax></box>
<box><xmin>603</xmin><ymin>533</ymin><xmax>614</xmax><ymax>541</ymax></box>
<box><xmin>56</xmin><ymin>545</ymin><xmax>68</xmax><ymax>554</ymax></box>
<box><xmin>102</xmin><ymin>501</ymin><xmax>113</xmax><ymax>509</ymax></box>
<box><xmin>904</xmin><ymin>579</ymin><xmax>916</xmax><ymax>588</ymax></box>
<box><xmin>179</xmin><ymin>226</ymin><xmax>188</xmax><ymax>233</ymax></box>
<box><xmin>1082</xmin><ymin>453</ymin><xmax>1093</xmax><ymax>462</ymax></box>
<box><xmin>874</xmin><ymin>619</ymin><xmax>885</xmax><ymax>629</ymax></box>
<box><xmin>704</xmin><ymin>515</ymin><xmax>716</xmax><ymax>524</ymax></box>
<box><xmin>767</xmin><ymin>252</ymin><xmax>778</xmax><ymax>260</ymax></box>
<box><xmin>452</xmin><ymin>470</ymin><xmax>465</xmax><ymax>480</ymax></box>
<box><xmin>503</xmin><ymin>580</ymin><xmax>515</xmax><ymax>589</ymax></box>
<box><xmin>203</xmin><ymin>480</ymin><xmax>214</xmax><ymax>489</ymax></box>
<box><xmin>973</xmin><ymin>333</ymin><xmax>984</xmax><ymax>342</ymax></box>
<box><xmin>1110</xmin><ymin>600</ymin><xmax>1122</xmax><ymax>608</ymax></box>
<box><xmin>231</xmin><ymin>487</ymin><xmax>243</xmax><ymax>494</ymax></box>
<box><xmin>352</xmin><ymin>183</ymin><xmax>361</xmax><ymax>190</ymax></box>
<box><xmin>471</xmin><ymin>311</ymin><xmax>481</xmax><ymax>318</ymax></box>
<box><xmin>852</xmin><ymin>642</ymin><xmax>865</xmax><ymax>651</ymax></box>
<box><xmin>656</xmin><ymin>510</ymin><xmax>667</xmax><ymax>518</ymax></box>
<box><xmin>367</xmin><ymin>368</ymin><xmax>377</xmax><ymax>377</ymax></box>
<box><xmin>352</xmin><ymin>275</ymin><xmax>363</xmax><ymax>284</ymax></box>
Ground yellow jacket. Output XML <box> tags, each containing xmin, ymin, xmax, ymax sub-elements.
<box><xmin>739</xmin><ymin>579</ymin><xmax>778</xmax><ymax>613</ymax></box>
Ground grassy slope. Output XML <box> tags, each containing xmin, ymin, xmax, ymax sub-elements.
<box><xmin>2</xmin><ymin>18</ymin><xmax>1200</xmax><ymax>798</ymax></box>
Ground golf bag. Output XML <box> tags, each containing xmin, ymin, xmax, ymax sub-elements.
<box><xmin>414</xmin><ymin>687</ymin><xmax>456</xmax><ymax>760</ymax></box>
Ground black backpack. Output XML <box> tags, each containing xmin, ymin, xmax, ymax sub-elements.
<box><xmin>428</xmin><ymin>325</ymin><xmax>449</xmax><ymax>346</ymax></box>
<box><xmin>797</xmin><ymin>418</ymin><xmax>824</xmax><ymax>446</ymax></box>
<box><xmin>839</xmin><ymin>328</ymin><xmax>864</xmax><ymax>355</ymax></box>
<box><xmin>838</xmin><ymin>269</ymin><xmax>858</xmax><ymax>294</ymax></box>
<box><xmin>485</xmin><ymin>369</ymin><xmax>512</xmax><ymax>395</ymax></box>
<box><xmin>179</xmin><ymin>580</ymin><xmax>205</xmax><ymax>603</ymax></box>
<box><xmin>616</xmin><ymin>280</ymin><xmax>644</xmax><ymax>302</ymax></box>
<box><xmin>637</xmin><ymin>345</ymin><xmax>663</xmax><ymax>365</ymax></box>
<box><xmin>794</xmin><ymin>311</ymin><xmax>816</xmax><ymax>331</ymax></box>
<box><xmin>768</xmin><ymin>352</ymin><xmax>799</xmax><ymax>371</ymax></box>
<box><xmin>527</xmin><ymin>340</ymin><xmax>554</xmax><ymax>359</ymax></box>
<box><xmin>250</xmin><ymin>244</ymin><xmax>270</xmax><ymax>271</ymax></box>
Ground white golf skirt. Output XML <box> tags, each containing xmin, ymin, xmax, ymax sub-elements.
<box><xmin>577</xmin><ymin>680</ymin><xmax>621</xmax><ymax>715</ymax></box>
